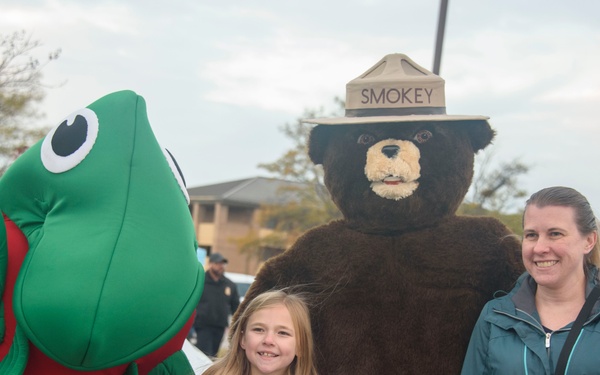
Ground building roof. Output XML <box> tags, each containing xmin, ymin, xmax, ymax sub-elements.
<box><xmin>187</xmin><ymin>177</ymin><xmax>304</xmax><ymax>207</ymax></box>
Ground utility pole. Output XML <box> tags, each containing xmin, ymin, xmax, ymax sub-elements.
<box><xmin>433</xmin><ymin>0</ymin><xmax>449</xmax><ymax>75</ymax></box>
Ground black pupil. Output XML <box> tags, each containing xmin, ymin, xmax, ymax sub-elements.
<box><xmin>51</xmin><ymin>115</ymin><xmax>88</xmax><ymax>156</ymax></box>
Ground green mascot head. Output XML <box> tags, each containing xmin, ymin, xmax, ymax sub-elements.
<box><xmin>0</xmin><ymin>90</ymin><xmax>204</xmax><ymax>370</ymax></box>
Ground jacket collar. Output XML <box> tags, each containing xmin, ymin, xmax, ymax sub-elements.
<box><xmin>511</xmin><ymin>265</ymin><xmax>600</xmax><ymax>316</ymax></box>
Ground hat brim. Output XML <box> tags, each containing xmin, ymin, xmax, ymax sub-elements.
<box><xmin>303</xmin><ymin>114</ymin><xmax>489</xmax><ymax>125</ymax></box>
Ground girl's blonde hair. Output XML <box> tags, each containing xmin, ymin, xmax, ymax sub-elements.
<box><xmin>524</xmin><ymin>186</ymin><xmax>600</xmax><ymax>270</ymax></box>
<box><xmin>204</xmin><ymin>290</ymin><xmax>318</xmax><ymax>375</ymax></box>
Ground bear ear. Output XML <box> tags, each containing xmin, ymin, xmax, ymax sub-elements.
<box><xmin>308</xmin><ymin>125</ymin><xmax>331</xmax><ymax>165</ymax></box>
<box><xmin>464</xmin><ymin>120</ymin><xmax>496</xmax><ymax>153</ymax></box>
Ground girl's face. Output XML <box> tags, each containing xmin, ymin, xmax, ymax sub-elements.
<box><xmin>522</xmin><ymin>205</ymin><xmax>596</xmax><ymax>291</ymax></box>
<box><xmin>241</xmin><ymin>303</ymin><xmax>297</xmax><ymax>375</ymax></box>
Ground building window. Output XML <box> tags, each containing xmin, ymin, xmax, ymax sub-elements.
<box><xmin>200</xmin><ymin>205</ymin><xmax>215</xmax><ymax>223</ymax></box>
<box><xmin>228</xmin><ymin>206</ymin><xmax>254</xmax><ymax>224</ymax></box>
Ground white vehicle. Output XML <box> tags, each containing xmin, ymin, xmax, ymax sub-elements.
<box><xmin>182</xmin><ymin>339</ymin><xmax>213</xmax><ymax>374</ymax></box>
<box><xmin>225</xmin><ymin>272</ymin><xmax>255</xmax><ymax>303</ymax></box>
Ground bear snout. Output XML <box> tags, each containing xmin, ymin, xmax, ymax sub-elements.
<box><xmin>365</xmin><ymin>139</ymin><xmax>421</xmax><ymax>200</ymax></box>
<box><xmin>381</xmin><ymin>145</ymin><xmax>400</xmax><ymax>159</ymax></box>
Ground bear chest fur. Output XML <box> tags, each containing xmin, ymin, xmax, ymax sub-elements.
<box><xmin>256</xmin><ymin>217</ymin><xmax>522</xmax><ymax>374</ymax></box>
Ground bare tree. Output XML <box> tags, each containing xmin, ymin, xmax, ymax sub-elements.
<box><xmin>0</xmin><ymin>30</ymin><xmax>61</xmax><ymax>174</ymax></box>
<box><xmin>233</xmin><ymin>99</ymin><xmax>344</xmax><ymax>263</ymax></box>
<box><xmin>467</xmin><ymin>149</ymin><xmax>530</xmax><ymax>213</ymax></box>
<box><xmin>258</xmin><ymin>97</ymin><xmax>345</xmax><ymax>222</ymax></box>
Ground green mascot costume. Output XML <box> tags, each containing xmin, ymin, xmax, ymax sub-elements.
<box><xmin>0</xmin><ymin>90</ymin><xmax>204</xmax><ymax>374</ymax></box>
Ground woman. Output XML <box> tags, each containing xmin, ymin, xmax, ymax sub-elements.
<box><xmin>461</xmin><ymin>186</ymin><xmax>600</xmax><ymax>374</ymax></box>
<box><xmin>203</xmin><ymin>290</ymin><xmax>318</xmax><ymax>375</ymax></box>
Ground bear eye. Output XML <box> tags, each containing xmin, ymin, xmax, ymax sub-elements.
<box><xmin>413</xmin><ymin>130</ymin><xmax>433</xmax><ymax>144</ymax></box>
<box><xmin>357</xmin><ymin>133</ymin><xmax>376</xmax><ymax>146</ymax></box>
<box><xmin>41</xmin><ymin>108</ymin><xmax>99</xmax><ymax>173</ymax></box>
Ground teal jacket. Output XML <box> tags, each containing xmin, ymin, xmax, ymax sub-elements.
<box><xmin>461</xmin><ymin>266</ymin><xmax>600</xmax><ymax>375</ymax></box>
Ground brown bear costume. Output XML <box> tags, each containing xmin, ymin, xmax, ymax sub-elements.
<box><xmin>234</xmin><ymin>54</ymin><xmax>524</xmax><ymax>374</ymax></box>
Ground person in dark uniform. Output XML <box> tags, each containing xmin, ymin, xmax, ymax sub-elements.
<box><xmin>193</xmin><ymin>253</ymin><xmax>240</xmax><ymax>357</ymax></box>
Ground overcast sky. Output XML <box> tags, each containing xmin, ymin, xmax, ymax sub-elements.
<box><xmin>2</xmin><ymin>0</ymin><xmax>599</xmax><ymax>213</ymax></box>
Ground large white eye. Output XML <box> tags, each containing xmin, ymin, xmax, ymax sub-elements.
<box><xmin>163</xmin><ymin>148</ymin><xmax>190</xmax><ymax>205</ymax></box>
<box><xmin>41</xmin><ymin>108</ymin><xmax>99</xmax><ymax>173</ymax></box>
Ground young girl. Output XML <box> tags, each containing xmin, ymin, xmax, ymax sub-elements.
<box><xmin>203</xmin><ymin>290</ymin><xmax>318</xmax><ymax>375</ymax></box>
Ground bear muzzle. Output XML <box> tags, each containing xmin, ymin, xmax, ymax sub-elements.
<box><xmin>364</xmin><ymin>139</ymin><xmax>421</xmax><ymax>200</ymax></box>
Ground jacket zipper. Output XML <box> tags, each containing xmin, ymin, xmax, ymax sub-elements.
<box><xmin>494</xmin><ymin>308</ymin><xmax>600</xmax><ymax>372</ymax></box>
<box><xmin>494</xmin><ymin>310</ymin><xmax>556</xmax><ymax>361</ymax></box>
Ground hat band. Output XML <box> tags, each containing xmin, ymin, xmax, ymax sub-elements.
<box><xmin>345</xmin><ymin>106</ymin><xmax>447</xmax><ymax>118</ymax></box>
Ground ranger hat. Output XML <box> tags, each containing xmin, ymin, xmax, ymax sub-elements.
<box><xmin>304</xmin><ymin>53</ymin><xmax>489</xmax><ymax>125</ymax></box>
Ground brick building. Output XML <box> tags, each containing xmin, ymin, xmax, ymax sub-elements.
<box><xmin>187</xmin><ymin>177</ymin><xmax>301</xmax><ymax>275</ymax></box>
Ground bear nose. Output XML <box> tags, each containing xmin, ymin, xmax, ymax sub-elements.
<box><xmin>381</xmin><ymin>145</ymin><xmax>399</xmax><ymax>158</ymax></box>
